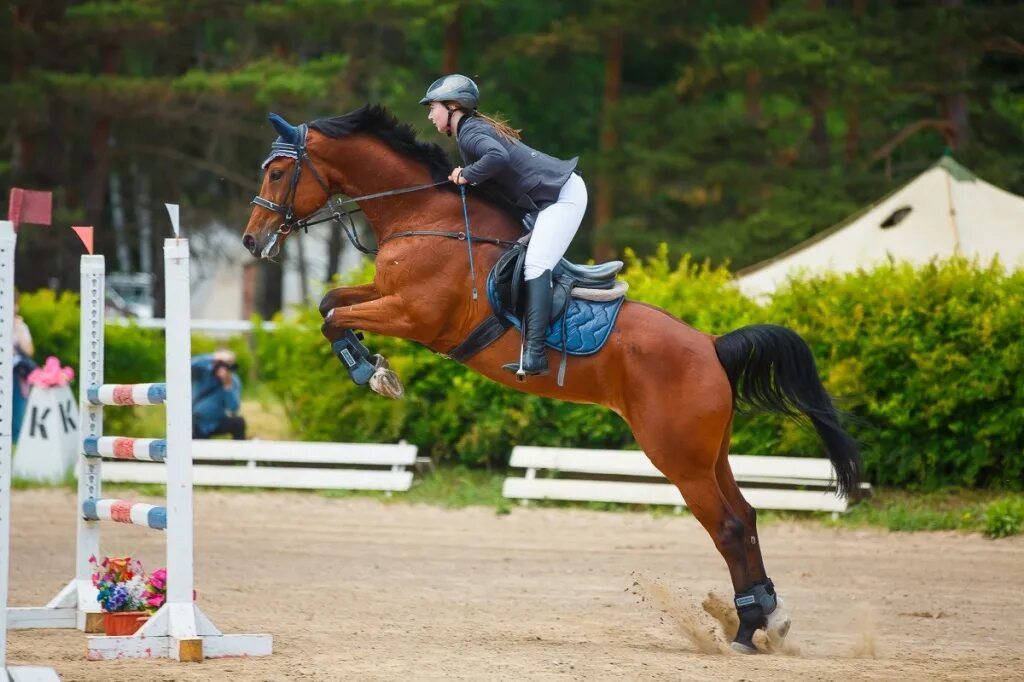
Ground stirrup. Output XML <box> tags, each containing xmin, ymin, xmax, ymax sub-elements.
<box><xmin>502</xmin><ymin>361</ymin><xmax>549</xmax><ymax>380</ymax></box>
<box><xmin>502</xmin><ymin>342</ymin><xmax>548</xmax><ymax>380</ymax></box>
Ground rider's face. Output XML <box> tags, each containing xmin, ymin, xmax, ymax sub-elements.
<box><xmin>427</xmin><ymin>102</ymin><xmax>451</xmax><ymax>134</ymax></box>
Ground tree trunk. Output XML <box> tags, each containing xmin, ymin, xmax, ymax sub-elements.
<box><xmin>294</xmin><ymin>230</ymin><xmax>310</xmax><ymax>304</ymax></box>
<box><xmin>940</xmin><ymin>0</ymin><xmax>969</xmax><ymax>151</ymax></box>
<box><xmin>809</xmin><ymin>91</ymin><xmax>830</xmax><ymax>167</ymax></box>
<box><xmin>745</xmin><ymin>0</ymin><xmax>769</xmax><ymax>121</ymax></box>
<box><xmin>593</xmin><ymin>30</ymin><xmax>623</xmax><ymax>262</ymax></box>
<box><xmin>108</xmin><ymin>168</ymin><xmax>132</xmax><ymax>272</ymax></box>
<box><xmin>807</xmin><ymin>1</ymin><xmax>829</xmax><ymax>167</ymax></box>
<box><xmin>845</xmin><ymin>0</ymin><xmax>866</xmax><ymax>165</ymax></box>
<box><xmin>845</xmin><ymin>106</ymin><xmax>861</xmax><ymax>166</ymax></box>
<box><xmin>81</xmin><ymin>43</ymin><xmax>122</xmax><ymax>230</ymax></box>
<box><xmin>10</xmin><ymin>4</ymin><xmax>33</xmax><ymax>185</ymax></box>
<box><xmin>133</xmin><ymin>164</ymin><xmax>154</xmax><ymax>275</ymax></box>
<box><xmin>442</xmin><ymin>4</ymin><xmax>463</xmax><ymax>73</ymax></box>
<box><xmin>257</xmin><ymin>263</ymin><xmax>284</xmax><ymax>319</ymax></box>
<box><xmin>326</xmin><ymin>223</ymin><xmax>343</xmax><ymax>283</ymax></box>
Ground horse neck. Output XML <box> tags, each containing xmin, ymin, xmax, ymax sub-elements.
<box><xmin>315</xmin><ymin>133</ymin><xmax>522</xmax><ymax>246</ymax></box>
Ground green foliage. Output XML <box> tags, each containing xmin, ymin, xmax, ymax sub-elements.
<box><xmin>174</xmin><ymin>55</ymin><xmax>350</xmax><ymax>106</ymax></box>
<box><xmin>18</xmin><ymin>288</ymin><xmax>254</xmax><ymax>438</ymax></box>
<box><xmin>983</xmin><ymin>498</ymin><xmax>1024</xmax><ymax>539</ymax></box>
<box><xmin>764</xmin><ymin>259</ymin><xmax>1024</xmax><ymax>489</ymax></box>
<box><xmin>19</xmin><ymin>252</ymin><xmax>1024</xmax><ymax>490</ymax></box>
<box><xmin>6</xmin><ymin>1</ymin><xmax>1024</xmax><ymax>292</ymax></box>
<box><xmin>252</xmin><ymin>253</ymin><xmax>1024</xmax><ymax>490</ymax></box>
<box><xmin>18</xmin><ymin>289</ymin><xmax>81</xmax><ymax>372</ymax></box>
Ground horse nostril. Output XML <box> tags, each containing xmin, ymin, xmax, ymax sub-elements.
<box><xmin>242</xmin><ymin>234</ymin><xmax>256</xmax><ymax>252</ymax></box>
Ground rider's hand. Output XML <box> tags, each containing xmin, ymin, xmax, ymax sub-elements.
<box><xmin>214</xmin><ymin>365</ymin><xmax>233</xmax><ymax>386</ymax></box>
<box><xmin>449</xmin><ymin>167</ymin><xmax>469</xmax><ymax>185</ymax></box>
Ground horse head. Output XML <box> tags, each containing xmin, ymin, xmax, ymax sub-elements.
<box><xmin>243</xmin><ymin>112</ymin><xmax>333</xmax><ymax>259</ymax></box>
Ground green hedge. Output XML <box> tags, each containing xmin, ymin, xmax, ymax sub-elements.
<box><xmin>20</xmin><ymin>251</ymin><xmax>1024</xmax><ymax>490</ymax></box>
<box><xmin>18</xmin><ymin>289</ymin><xmax>252</xmax><ymax>438</ymax></box>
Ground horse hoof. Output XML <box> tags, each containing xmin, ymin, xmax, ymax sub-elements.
<box><xmin>730</xmin><ymin>641</ymin><xmax>758</xmax><ymax>655</ymax></box>
<box><xmin>369</xmin><ymin>355</ymin><xmax>404</xmax><ymax>399</ymax></box>
<box><xmin>766</xmin><ymin>597</ymin><xmax>791</xmax><ymax>641</ymax></box>
<box><xmin>370</xmin><ymin>368</ymin><xmax>404</xmax><ymax>398</ymax></box>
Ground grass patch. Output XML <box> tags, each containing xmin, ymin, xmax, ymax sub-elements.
<box><xmin>828</xmin><ymin>488</ymin><xmax>1024</xmax><ymax>537</ymax></box>
<box><xmin>983</xmin><ymin>497</ymin><xmax>1024</xmax><ymax>538</ymax></box>
<box><xmin>320</xmin><ymin>466</ymin><xmax>507</xmax><ymax>509</ymax></box>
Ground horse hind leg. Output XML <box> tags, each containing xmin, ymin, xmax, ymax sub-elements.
<box><xmin>713</xmin><ymin>422</ymin><xmax>791</xmax><ymax>653</ymax></box>
<box><xmin>637</xmin><ymin>425</ymin><xmax>760</xmax><ymax>647</ymax></box>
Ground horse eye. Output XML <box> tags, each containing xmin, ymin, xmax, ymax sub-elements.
<box><xmin>270</xmin><ymin>169</ymin><xmax>284</xmax><ymax>181</ymax></box>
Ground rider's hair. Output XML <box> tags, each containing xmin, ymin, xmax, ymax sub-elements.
<box><xmin>448</xmin><ymin>102</ymin><xmax>521</xmax><ymax>142</ymax></box>
<box><xmin>476</xmin><ymin>111</ymin><xmax>521</xmax><ymax>142</ymax></box>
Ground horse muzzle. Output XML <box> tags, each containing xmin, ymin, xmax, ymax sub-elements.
<box><xmin>243</xmin><ymin>231</ymin><xmax>281</xmax><ymax>259</ymax></box>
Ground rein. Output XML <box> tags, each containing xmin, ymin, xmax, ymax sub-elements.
<box><xmin>251</xmin><ymin>125</ymin><xmax>519</xmax><ymax>258</ymax></box>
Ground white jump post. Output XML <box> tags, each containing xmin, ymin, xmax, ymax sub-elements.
<box><xmin>0</xmin><ymin>220</ymin><xmax>60</xmax><ymax>681</ymax></box>
<box><xmin>8</xmin><ymin>233</ymin><xmax>271</xmax><ymax>662</ymax></box>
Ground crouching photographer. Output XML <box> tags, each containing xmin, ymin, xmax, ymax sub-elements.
<box><xmin>191</xmin><ymin>349</ymin><xmax>246</xmax><ymax>440</ymax></box>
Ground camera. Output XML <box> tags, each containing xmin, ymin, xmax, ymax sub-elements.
<box><xmin>212</xmin><ymin>360</ymin><xmax>238</xmax><ymax>374</ymax></box>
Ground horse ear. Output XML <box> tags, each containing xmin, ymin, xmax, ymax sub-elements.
<box><xmin>268</xmin><ymin>112</ymin><xmax>300</xmax><ymax>144</ymax></box>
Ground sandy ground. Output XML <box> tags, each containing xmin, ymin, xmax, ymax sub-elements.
<box><xmin>5</xmin><ymin>488</ymin><xmax>1023</xmax><ymax>681</ymax></box>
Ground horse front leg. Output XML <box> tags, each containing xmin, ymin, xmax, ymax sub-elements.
<box><xmin>318</xmin><ymin>282</ymin><xmax>381</xmax><ymax>318</ymax></box>
<box><xmin>321</xmin><ymin>296</ymin><xmax>419</xmax><ymax>399</ymax></box>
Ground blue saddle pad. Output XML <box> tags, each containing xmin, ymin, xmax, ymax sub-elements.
<box><xmin>486</xmin><ymin>272</ymin><xmax>624</xmax><ymax>356</ymax></box>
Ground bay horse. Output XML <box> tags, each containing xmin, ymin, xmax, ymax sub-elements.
<box><xmin>242</xmin><ymin>105</ymin><xmax>861</xmax><ymax>653</ymax></box>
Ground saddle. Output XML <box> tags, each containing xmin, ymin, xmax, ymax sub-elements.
<box><xmin>446</xmin><ymin>229</ymin><xmax>628</xmax><ymax>385</ymax></box>
<box><xmin>490</xmin><ymin>234</ymin><xmax>628</xmax><ymax>323</ymax></box>
<box><xmin>482</xmin><ymin>234</ymin><xmax>628</xmax><ymax>385</ymax></box>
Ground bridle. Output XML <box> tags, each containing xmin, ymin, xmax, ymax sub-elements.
<box><xmin>250</xmin><ymin>123</ymin><xmax>519</xmax><ymax>258</ymax></box>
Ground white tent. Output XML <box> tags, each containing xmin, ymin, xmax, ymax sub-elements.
<box><xmin>735</xmin><ymin>157</ymin><xmax>1024</xmax><ymax>297</ymax></box>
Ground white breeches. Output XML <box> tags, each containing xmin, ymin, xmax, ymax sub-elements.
<box><xmin>524</xmin><ymin>172</ymin><xmax>588</xmax><ymax>281</ymax></box>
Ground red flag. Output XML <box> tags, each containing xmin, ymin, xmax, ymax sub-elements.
<box><xmin>8</xmin><ymin>188</ymin><xmax>53</xmax><ymax>230</ymax></box>
<box><xmin>71</xmin><ymin>226</ymin><xmax>95</xmax><ymax>255</ymax></box>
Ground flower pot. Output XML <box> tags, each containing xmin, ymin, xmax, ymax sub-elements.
<box><xmin>102</xmin><ymin>611</ymin><xmax>149</xmax><ymax>636</ymax></box>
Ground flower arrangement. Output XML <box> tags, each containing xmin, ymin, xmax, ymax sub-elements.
<box><xmin>89</xmin><ymin>556</ymin><xmax>147</xmax><ymax>613</ymax></box>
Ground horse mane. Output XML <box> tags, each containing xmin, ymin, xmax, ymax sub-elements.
<box><xmin>310</xmin><ymin>104</ymin><xmax>526</xmax><ymax>222</ymax></box>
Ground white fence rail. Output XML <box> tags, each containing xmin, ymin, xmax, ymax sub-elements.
<box><xmin>503</xmin><ymin>446</ymin><xmax>870</xmax><ymax>515</ymax></box>
<box><xmin>101</xmin><ymin>439</ymin><xmax>418</xmax><ymax>492</ymax></box>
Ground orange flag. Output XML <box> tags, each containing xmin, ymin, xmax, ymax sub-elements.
<box><xmin>71</xmin><ymin>226</ymin><xmax>95</xmax><ymax>254</ymax></box>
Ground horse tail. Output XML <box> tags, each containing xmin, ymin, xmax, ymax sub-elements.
<box><xmin>713</xmin><ymin>324</ymin><xmax>862</xmax><ymax>498</ymax></box>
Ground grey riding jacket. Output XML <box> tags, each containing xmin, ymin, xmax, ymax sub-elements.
<box><xmin>456</xmin><ymin>115</ymin><xmax>579</xmax><ymax>212</ymax></box>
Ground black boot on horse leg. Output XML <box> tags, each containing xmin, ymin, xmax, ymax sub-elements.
<box><xmin>732</xmin><ymin>579</ymin><xmax>786</xmax><ymax>653</ymax></box>
<box><xmin>330</xmin><ymin>329</ymin><xmax>376</xmax><ymax>385</ymax></box>
<box><xmin>503</xmin><ymin>270</ymin><xmax>552</xmax><ymax>379</ymax></box>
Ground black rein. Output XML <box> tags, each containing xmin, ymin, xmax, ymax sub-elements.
<box><xmin>251</xmin><ymin>125</ymin><xmax>519</xmax><ymax>256</ymax></box>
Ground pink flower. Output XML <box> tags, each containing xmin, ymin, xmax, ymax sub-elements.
<box><xmin>26</xmin><ymin>356</ymin><xmax>75</xmax><ymax>388</ymax></box>
<box><xmin>148</xmin><ymin>569</ymin><xmax>167</xmax><ymax>590</ymax></box>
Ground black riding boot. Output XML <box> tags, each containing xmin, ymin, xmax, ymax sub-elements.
<box><xmin>503</xmin><ymin>270</ymin><xmax>552</xmax><ymax>377</ymax></box>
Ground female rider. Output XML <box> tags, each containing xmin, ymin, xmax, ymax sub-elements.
<box><xmin>421</xmin><ymin>74</ymin><xmax>587</xmax><ymax>378</ymax></box>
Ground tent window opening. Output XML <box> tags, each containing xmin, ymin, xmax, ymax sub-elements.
<box><xmin>880</xmin><ymin>206</ymin><xmax>912</xmax><ymax>229</ymax></box>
